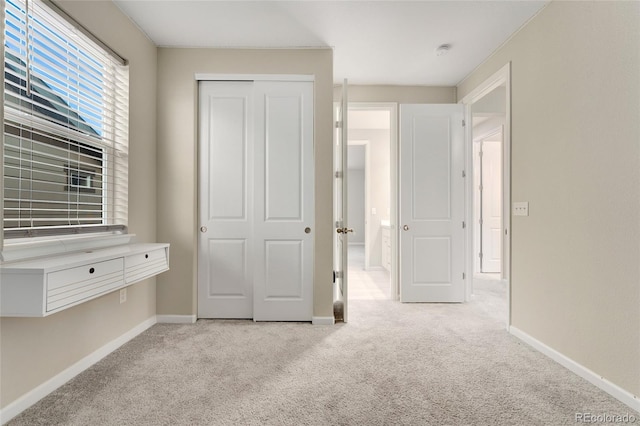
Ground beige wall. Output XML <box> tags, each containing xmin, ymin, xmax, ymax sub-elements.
<box><xmin>0</xmin><ymin>0</ymin><xmax>158</xmax><ymax>409</ymax></box>
<box><xmin>156</xmin><ymin>48</ymin><xmax>334</xmax><ymax>318</ymax></box>
<box><xmin>458</xmin><ymin>1</ymin><xmax>640</xmax><ymax>396</ymax></box>
<box><xmin>335</xmin><ymin>85</ymin><xmax>455</xmax><ymax>104</ymax></box>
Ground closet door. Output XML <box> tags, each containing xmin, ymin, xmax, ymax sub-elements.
<box><xmin>198</xmin><ymin>82</ymin><xmax>254</xmax><ymax>318</ymax></box>
<box><xmin>253</xmin><ymin>81</ymin><xmax>314</xmax><ymax>321</ymax></box>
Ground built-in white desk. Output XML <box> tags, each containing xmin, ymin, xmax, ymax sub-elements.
<box><xmin>0</xmin><ymin>243</ymin><xmax>169</xmax><ymax>317</ymax></box>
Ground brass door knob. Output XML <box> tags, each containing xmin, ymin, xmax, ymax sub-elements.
<box><xmin>337</xmin><ymin>228</ymin><xmax>354</xmax><ymax>234</ymax></box>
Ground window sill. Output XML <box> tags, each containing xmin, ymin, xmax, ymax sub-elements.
<box><xmin>1</xmin><ymin>233</ymin><xmax>135</xmax><ymax>263</ymax></box>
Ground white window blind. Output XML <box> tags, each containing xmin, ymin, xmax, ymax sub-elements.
<box><xmin>3</xmin><ymin>0</ymin><xmax>129</xmax><ymax>238</ymax></box>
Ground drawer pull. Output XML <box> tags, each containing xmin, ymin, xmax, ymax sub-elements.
<box><xmin>145</xmin><ymin>254</ymin><xmax>149</xmax><ymax>259</ymax></box>
<box><xmin>89</xmin><ymin>267</ymin><xmax>95</xmax><ymax>274</ymax></box>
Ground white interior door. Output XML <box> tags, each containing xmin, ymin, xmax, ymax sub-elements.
<box><xmin>333</xmin><ymin>80</ymin><xmax>349</xmax><ymax>322</ymax></box>
<box><xmin>399</xmin><ymin>104</ymin><xmax>465</xmax><ymax>302</ymax></box>
<box><xmin>252</xmin><ymin>81</ymin><xmax>314</xmax><ymax>321</ymax></box>
<box><xmin>480</xmin><ymin>131</ymin><xmax>502</xmax><ymax>273</ymax></box>
<box><xmin>198</xmin><ymin>79</ymin><xmax>314</xmax><ymax>321</ymax></box>
<box><xmin>198</xmin><ymin>82</ymin><xmax>254</xmax><ymax>318</ymax></box>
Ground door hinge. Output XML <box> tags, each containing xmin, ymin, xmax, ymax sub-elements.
<box><xmin>462</xmin><ymin>272</ymin><xmax>466</xmax><ymax>280</ymax></box>
<box><xmin>462</xmin><ymin>170</ymin><xmax>466</xmax><ymax>178</ymax></box>
<box><xmin>462</xmin><ymin>119</ymin><xmax>466</xmax><ymax>127</ymax></box>
<box><xmin>479</xmin><ymin>219</ymin><xmax>483</xmax><ymax>225</ymax></box>
<box><xmin>462</xmin><ymin>221</ymin><xmax>466</xmax><ymax>229</ymax></box>
<box><xmin>479</xmin><ymin>150</ymin><xmax>484</xmax><ymax>158</ymax></box>
<box><xmin>335</xmin><ymin>120</ymin><xmax>342</xmax><ymax>129</ymax></box>
<box><xmin>335</xmin><ymin>171</ymin><xmax>343</xmax><ymax>178</ymax></box>
<box><xmin>479</xmin><ymin>184</ymin><xmax>483</xmax><ymax>192</ymax></box>
<box><xmin>335</xmin><ymin>271</ymin><xmax>344</xmax><ymax>279</ymax></box>
<box><xmin>479</xmin><ymin>252</ymin><xmax>484</xmax><ymax>259</ymax></box>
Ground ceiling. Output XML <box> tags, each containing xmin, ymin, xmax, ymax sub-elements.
<box><xmin>114</xmin><ymin>0</ymin><xmax>547</xmax><ymax>86</ymax></box>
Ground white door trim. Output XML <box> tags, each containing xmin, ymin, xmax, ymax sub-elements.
<box><xmin>195</xmin><ymin>73</ymin><xmax>315</xmax><ymax>82</ymax></box>
<box><xmin>460</xmin><ymin>62</ymin><xmax>512</xmax><ymax>327</ymax></box>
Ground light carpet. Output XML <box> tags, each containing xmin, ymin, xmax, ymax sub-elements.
<box><xmin>7</xmin><ymin>279</ymin><xmax>637</xmax><ymax>425</ymax></box>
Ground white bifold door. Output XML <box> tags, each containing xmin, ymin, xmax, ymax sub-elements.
<box><xmin>399</xmin><ymin>104</ymin><xmax>465</xmax><ymax>302</ymax></box>
<box><xmin>198</xmin><ymin>80</ymin><xmax>314</xmax><ymax>321</ymax></box>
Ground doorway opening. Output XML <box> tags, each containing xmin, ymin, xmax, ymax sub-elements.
<box><xmin>347</xmin><ymin>106</ymin><xmax>393</xmax><ymax>301</ymax></box>
<box><xmin>462</xmin><ymin>63</ymin><xmax>511</xmax><ymax>327</ymax></box>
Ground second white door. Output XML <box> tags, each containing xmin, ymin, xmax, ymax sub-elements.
<box><xmin>399</xmin><ymin>104</ymin><xmax>465</xmax><ymax>302</ymax></box>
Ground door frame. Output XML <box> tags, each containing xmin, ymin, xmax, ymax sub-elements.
<box><xmin>460</xmin><ymin>62</ymin><xmax>512</xmax><ymax>328</ymax></box>
<box><xmin>347</xmin><ymin>102</ymin><xmax>398</xmax><ymax>299</ymax></box>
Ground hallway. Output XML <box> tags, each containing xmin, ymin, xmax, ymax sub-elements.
<box><xmin>347</xmin><ymin>244</ymin><xmax>391</xmax><ymax>301</ymax></box>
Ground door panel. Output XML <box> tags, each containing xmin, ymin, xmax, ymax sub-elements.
<box><xmin>412</xmin><ymin>117</ymin><xmax>451</xmax><ymax>220</ymax></box>
<box><xmin>413</xmin><ymin>237</ymin><xmax>451</xmax><ymax>283</ymax></box>
<box><xmin>208</xmin><ymin>97</ymin><xmax>248</xmax><ymax>220</ymax></box>
<box><xmin>198</xmin><ymin>82</ymin><xmax>253</xmax><ymax>318</ymax></box>
<box><xmin>264</xmin><ymin>240</ymin><xmax>303</xmax><ymax>298</ymax></box>
<box><xmin>265</xmin><ymin>96</ymin><xmax>303</xmax><ymax>220</ymax></box>
<box><xmin>253</xmin><ymin>81</ymin><xmax>314</xmax><ymax>321</ymax></box>
<box><xmin>481</xmin><ymin>135</ymin><xmax>502</xmax><ymax>273</ymax></box>
<box><xmin>400</xmin><ymin>104</ymin><xmax>465</xmax><ymax>303</ymax></box>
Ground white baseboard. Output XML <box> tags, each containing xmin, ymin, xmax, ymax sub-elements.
<box><xmin>312</xmin><ymin>316</ymin><xmax>335</xmax><ymax>325</ymax></box>
<box><xmin>509</xmin><ymin>326</ymin><xmax>640</xmax><ymax>414</ymax></box>
<box><xmin>0</xmin><ymin>316</ymin><xmax>157</xmax><ymax>425</ymax></box>
<box><xmin>156</xmin><ymin>315</ymin><xmax>197</xmax><ymax>324</ymax></box>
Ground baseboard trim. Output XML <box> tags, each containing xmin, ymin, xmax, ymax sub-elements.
<box><xmin>0</xmin><ymin>316</ymin><xmax>157</xmax><ymax>425</ymax></box>
<box><xmin>509</xmin><ymin>326</ymin><xmax>640</xmax><ymax>414</ymax></box>
<box><xmin>156</xmin><ymin>315</ymin><xmax>197</xmax><ymax>324</ymax></box>
<box><xmin>312</xmin><ymin>316</ymin><xmax>335</xmax><ymax>325</ymax></box>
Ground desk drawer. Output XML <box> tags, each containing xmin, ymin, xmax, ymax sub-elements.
<box><xmin>125</xmin><ymin>248</ymin><xmax>169</xmax><ymax>284</ymax></box>
<box><xmin>47</xmin><ymin>258</ymin><xmax>124</xmax><ymax>312</ymax></box>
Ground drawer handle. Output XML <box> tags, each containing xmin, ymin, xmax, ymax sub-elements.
<box><xmin>89</xmin><ymin>267</ymin><xmax>95</xmax><ymax>274</ymax></box>
<box><xmin>145</xmin><ymin>254</ymin><xmax>149</xmax><ymax>259</ymax></box>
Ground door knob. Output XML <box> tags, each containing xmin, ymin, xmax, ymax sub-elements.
<box><xmin>200</xmin><ymin>226</ymin><xmax>207</xmax><ymax>233</ymax></box>
<box><xmin>305</xmin><ymin>227</ymin><xmax>311</xmax><ymax>234</ymax></box>
<box><xmin>337</xmin><ymin>228</ymin><xmax>354</xmax><ymax>234</ymax></box>
<box><xmin>403</xmin><ymin>225</ymin><xmax>409</xmax><ymax>231</ymax></box>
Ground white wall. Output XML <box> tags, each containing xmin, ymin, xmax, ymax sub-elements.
<box><xmin>0</xmin><ymin>0</ymin><xmax>158</xmax><ymax>410</ymax></box>
<box><xmin>459</xmin><ymin>0</ymin><xmax>640</xmax><ymax>397</ymax></box>
<box><xmin>347</xmin><ymin>168</ymin><xmax>365</xmax><ymax>244</ymax></box>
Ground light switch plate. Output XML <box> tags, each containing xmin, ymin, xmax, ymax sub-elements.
<box><xmin>513</xmin><ymin>202</ymin><xmax>529</xmax><ymax>216</ymax></box>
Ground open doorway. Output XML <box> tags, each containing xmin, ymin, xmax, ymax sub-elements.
<box><xmin>462</xmin><ymin>63</ymin><xmax>511</xmax><ymax>327</ymax></box>
<box><xmin>346</xmin><ymin>105</ymin><xmax>396</xmax><ymax>302</ymax></box>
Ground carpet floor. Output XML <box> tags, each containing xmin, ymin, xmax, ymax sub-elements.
<box><xmin>7</xmin><ymin>263</ymin><xmax>638</xmax><ymax>425</ymax></box>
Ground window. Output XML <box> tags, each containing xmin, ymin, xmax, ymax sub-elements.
<box><xmin>3</xmin><ymin>0</ymin><xmax>129</xmax><ymax>239</ymax></box>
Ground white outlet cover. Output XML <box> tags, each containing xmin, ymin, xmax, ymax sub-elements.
<box><xmin>513</xmin><ymin>202</ymin><xmax>529</xmax><ymax>216</ymax></box>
